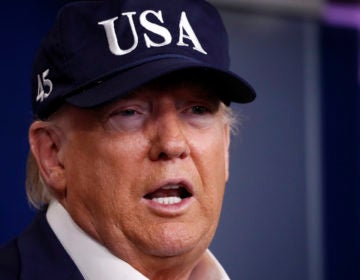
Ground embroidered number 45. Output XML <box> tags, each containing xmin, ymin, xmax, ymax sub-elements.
<box><xmin>36</xmin><ymin>69</ymin><xmax>53</xmax><ymax>102</ymax></box>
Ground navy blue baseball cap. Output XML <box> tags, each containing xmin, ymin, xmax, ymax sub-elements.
<box><xmin>32</xmin><ymin>0</ymin><xmax>256</xmax><ymax>119</ymax></box>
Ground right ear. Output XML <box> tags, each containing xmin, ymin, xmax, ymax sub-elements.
<box><xmin>29</xmin><ymin>121</ymin><xmax>67</xmax><ymax>199</ymax></box>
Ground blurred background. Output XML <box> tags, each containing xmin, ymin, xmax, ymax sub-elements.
<box><xmin>0</xmin><ymin>0</ymin><xmax>359</xmax><ymax>279</ymax></box>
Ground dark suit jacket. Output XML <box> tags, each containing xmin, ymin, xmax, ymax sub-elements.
<box><xmin>0</xmin><ymin>210</ymin><xmax>84</xmax><ymax>280</ymax></box>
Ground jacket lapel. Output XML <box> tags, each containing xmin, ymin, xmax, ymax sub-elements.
<box><xmin>17</xmin><ymin>210</ymin><xmax>84</xmax><ymax>280</ymax></box>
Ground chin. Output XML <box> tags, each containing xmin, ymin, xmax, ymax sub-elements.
<box><xmin>142</xmin><ymin>222</ymin><xmax>211</xmax><ymax>258</ymax></box>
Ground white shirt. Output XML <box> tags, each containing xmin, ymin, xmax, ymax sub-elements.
<box><xmin>46</xmin><ymin>200</ymin><xmax>230</xmax><ymax>280</ymax></box>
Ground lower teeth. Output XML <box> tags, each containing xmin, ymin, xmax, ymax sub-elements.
<box><xmin>152</xmin><ymin>196</ymin><xmax>182</xmax><ymax>205</ymax></box>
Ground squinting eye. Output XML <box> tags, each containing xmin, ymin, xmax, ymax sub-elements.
<box><xmin>105</xmin><ymin>107</ymin><xmax>146</xmax><ymax>132</ymax></box>
<box><xmin>118</xmin><ymin>109</ymin><xmax>137</xmax><ymax>116</ymax></box>
<box><xmin>191</xmin><ymin>105</ymin><xmax>210</xmax><ymax>115</ymax></box>
<box><xmin>181</xmin><ymin>104</ymin><xmax>216</xmax><ymax>128</ymax></box>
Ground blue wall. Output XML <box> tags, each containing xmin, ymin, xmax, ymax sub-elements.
<box><xmin>0</xmin><ymin>1</ymin><xmax>65</xmax><ymax>244</ymax></box>
<box><xmin>211</xmin><ymin>10</ymin><xmax>311</xmax><ymax>280</ymax></box>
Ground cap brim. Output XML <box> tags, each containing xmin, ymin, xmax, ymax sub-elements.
<box><xmin>65</xmin><ymin>57</ymin><xmax>256</xmax><ymax>108</ymax></box>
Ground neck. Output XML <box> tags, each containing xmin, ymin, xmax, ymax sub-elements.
<box><xmin>136</xmin><ymin>251</ymin><xmax>219</xmax><ymax>280</ymax></box>
<box><xmin>109</xmin><ymin>242</ymin><xmax>209</xmax><ymax>280</ymax></box>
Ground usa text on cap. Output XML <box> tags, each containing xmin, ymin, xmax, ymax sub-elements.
<box><xmin>32</xmin><ymin>0</ymin><xmax>256</xmax><ymax>119</ymax></box>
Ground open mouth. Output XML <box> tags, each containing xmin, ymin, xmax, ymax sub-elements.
<box><xmin>144</xmin><ymin>184</ymin><xmax>192</xmax><ymax>205</ymax></box>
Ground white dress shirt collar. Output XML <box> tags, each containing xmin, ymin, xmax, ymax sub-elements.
<box><xmin>46</xmin><ymin>200</ymin><xmax>230</xmax><ymax>280</ymax></box>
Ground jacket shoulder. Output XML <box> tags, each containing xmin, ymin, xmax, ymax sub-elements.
<box><xmin>0</xmin><ymin>210</ymin><xmax>83</xmax><ymax>280</ymax></box>
<box><xmin>16</xmin><ymin>210</ymin><xmax>84</xmax><ymax>280</ymax></box>
<box><xmin>0</xmin><ymin>238</ymin><xmax>20</xmax><ymax>280</ymax></box>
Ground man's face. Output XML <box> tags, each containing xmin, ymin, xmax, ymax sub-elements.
<box><xmin>54</xmin><ymin>80</ymin><xmax>230</xmax><ymax>264</ymax></box>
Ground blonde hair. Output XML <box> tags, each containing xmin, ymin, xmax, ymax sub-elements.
<box><xmin>26</xmin><ymin>151</ymin><xmax>53</xmax><ymax>209</ymax></box>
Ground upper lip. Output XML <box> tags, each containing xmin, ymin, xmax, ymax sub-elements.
<box><xmin>143</xmin><ymin>178</ymin><xmax>194</xmax><ymax>198</ymax></box>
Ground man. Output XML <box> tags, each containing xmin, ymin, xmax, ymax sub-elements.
<box><xmin>0</xmin><ymin>0</ymin><xmax>255</xmax><ymax>279</ymax></box>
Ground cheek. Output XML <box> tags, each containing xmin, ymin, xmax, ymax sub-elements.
<box><xmin>190</xmin><ymin>127</ymin><xmax>229</xmax><ymax>210</ymax></box>
<box><xmin>62</xmin><ymin>135</ymin><xmax>140</xmax><ymax>213</ymax></box>
<box><xmin>61</xmin><ymin>136</ymin><xmax>151</xmax><ymax>247</ymax></box>
<box><xmin>192</xmin><ymin>128</ymin><xmax>228</xmax><ymax>180</ymax></box>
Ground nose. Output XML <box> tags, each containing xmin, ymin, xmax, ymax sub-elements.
<box><xmin>149</xmin><ymin>109</ymin><xmax>190</xmax><ymax>161</ymax></box>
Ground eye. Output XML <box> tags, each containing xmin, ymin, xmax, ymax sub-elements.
<box><xmin>105</xmin><ymin>107</ymin><xmax>146</xmax><ymax>132</ymax></box>
<box><xmin>108</xmin><ymin>106</ymin><xmax>145</xmax><ymax>119</ymax></box>
<box><xmin>116</xmin><ymin>109</ymin><xmax>138</xmax><ymax>117</ymax></box>
<box><xmin>190</xmin><ymin>105</ymin><xmax>210</xmax><ymax>115</ymax></box>
<box><xmin>180</xmin><ymin>103</ymin><xmax>218</xmax><ymax>129</ymax></box>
